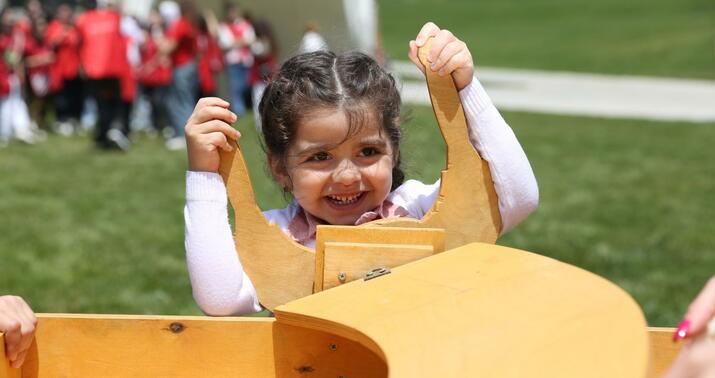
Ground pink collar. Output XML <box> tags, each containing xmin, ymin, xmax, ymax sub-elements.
<box><xmin>286</xmin><ymin>200</ymin><xmax>410</xmax><ymax>246</ymax></box>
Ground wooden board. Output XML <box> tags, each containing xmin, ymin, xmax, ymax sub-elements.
<box><xmin>275</xmin><ymin>242</ymin><xmax>650</xmax><ymax>377</ymax></box>
<box><xmin>2</xmin><ymin>315</ymin><xmax>276</xmax><ymax>378</ymax></box>
<box><xmin>647</xmin><ymin>327</ymin><xmax>681</xmax><ymax>377</ymax></box>
<box><xmin>219</xmin><ymin>38</ymin><xmax>501</xmax><ymax>309</ymax></box>
<box><xmin>315</xmin><ymin>226</ymin><xmax>445</xmax><ymax>291</ymax></box>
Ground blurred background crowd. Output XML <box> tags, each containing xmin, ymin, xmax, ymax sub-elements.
<box><xmin>0</xmin><ymin>0</ymin><xmax>356</xmax><ymax>151</ymax></box>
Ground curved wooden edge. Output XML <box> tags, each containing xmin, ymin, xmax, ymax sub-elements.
<box><xmin>219</xmin><ymin>146</ymin><xmax>315</xmax><ymax>310</ymax></box>
<box><xmin>364</xmin><ymin>38</ymin><xmax>501</xmax><ymax>247</ymax></box>
<box><xmin>275</xmin><ymin>242</ymin><xmax>650</xmax><ymax>377</ymax></box>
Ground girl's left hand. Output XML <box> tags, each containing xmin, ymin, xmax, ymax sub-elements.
<box><xmin>408</xmin><ymin>22</ymin><xmax>474</xmax><ymax>91</ymax></box>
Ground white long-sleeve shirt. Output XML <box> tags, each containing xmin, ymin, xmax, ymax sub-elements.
<box><xmin>185</xmin><ymin>77</ymin><xmax>539</xmax><ymax>315</ymax></box>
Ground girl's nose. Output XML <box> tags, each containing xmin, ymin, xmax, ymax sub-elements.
<box><xmin>332</xmin><ymin>159</ymin><xmax>361</xmax><ymax>185</ymax></box>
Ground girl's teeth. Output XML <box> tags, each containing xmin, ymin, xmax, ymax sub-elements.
<box><xmin>330</xmin><ymin>193</ymin><xmax>360</xmax><ymax>204</ymax></box>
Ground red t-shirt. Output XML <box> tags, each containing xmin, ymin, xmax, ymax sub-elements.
<box><xmin>45</xmin><ymin>20</ymin><xmax>81</xmax><ymax>81</ymax></box>
<box><xmin>138</xmin><ymin>33</ymin><xmax>172</xmax><ymax>87</ymax></box>
<box><xmin>166</xmin><ymin>17</ymin><xmax>197</xmax><ymax>67</ymax></box>
<box><xmin>76</xmin><ymin>10</ymin><xmax>127</xmax><ymax>79</ymax></box>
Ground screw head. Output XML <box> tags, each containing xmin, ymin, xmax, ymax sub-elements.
<box><xmin>337</xmin><ymin>272</ymin><xmax>346</xmax><ymax>283</ymax></box>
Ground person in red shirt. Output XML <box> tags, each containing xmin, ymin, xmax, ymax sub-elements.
<box><xmin>76</xmin><ymin>1</ymin><xmax>129</xmax><ymax>150</ymax></box>
<box><xmin>45</xmin><ymin>4</ymin><xmax>83</xmax><ymax>133</ymax></box>
<box><xmin>196</xmin><ymin>11</ymin><xmax>223</xmax><ymax>98</ymax></box>
<box><xmin>160</xmin><ymin>0</ymin><xmax>199</xmax><ymax>150</ymax></box>
<box><xmin>138</xmin><ymin>8</ymin><xmax>172</xmax><ymax>135</ymax></box>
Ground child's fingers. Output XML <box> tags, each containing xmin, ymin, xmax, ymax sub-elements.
<box><xmin>193</xmin><ymin>120</ymin><xmax>241</xmax><ymax>141</ymax></box>
<box><xmin>1</xmin><ymin>319</ymin><xmax>22</xmax><ymax>360</ymax></box>
<box><xmin>685</xmin><ymin>277</ymin><xmax>715</xmax><ymax>335</ymax></box>
<box><xmin>415</xmin><ymin>21</ymin><xmax>440</xmax><ymax>47</ymax></box>
<box><xmin>190</xmin><ymin>105</ymin><xmax>237</xmax><ymax>126</ymax></box>
<box><xmin>426</xmin><ymin>29</ymin><xmax>458</xmax><ymax>65</ymax></box>
<box><xmin>429</xmin><ymin>39</ymin><xmax>468</xmax><ymax>73</ymax></box>
<box><xmin>407</xmin><ymin>40</ymin><xmax>425</xmax><ymax>72</ymax></box>
<box><xmin>205</xmin><ymin>131</ymin><xmax>234</xmax><ymax>152</ymax></box>
<box><xmin>10</xmin><ymin>349</ymin><xmax>28</xmax><ymax>369</ymax></box>
<box><xmin>194</xmin><ymin>97</ymin><xmax>230</xmax><ymax>111</ymax></box>
<box><xmin>436</xmin><ymin>50</ymin><xmax>473</xmax><ymax>77</ymax></box>
<box><xmin>13</xmin><ymin>302</ymin><xmax>36</xmax><ymax>358</ymax></box>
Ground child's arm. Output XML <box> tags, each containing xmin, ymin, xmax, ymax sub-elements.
<box><xmin>408</xmin><ymin>22</ymin><xmax>539</xmax><ymax>234</ymax></box>
<box><xmin>184</xmin><ymin>98</ymin><xmax>262</xmax><ymax>315</ymax></box>
<box><xmin>0</xmin><ymin>295</ymin><xmax>37</xmax><ymax>369</ymax></box>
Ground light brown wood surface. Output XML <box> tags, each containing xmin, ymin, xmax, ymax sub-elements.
<box><xmin>275</xmin><ymin>242</ymin><xmax>650</xmax><ymax>377</ymax></box>
<box><xmin>273</xmin><ymin>323</ymin><xmax>387</xmax><ymax>377</ymax></box>
<box><xmin>7</xmin><ymin>315</ymin><xmax>276</xmax><ymax>377</ymax></box>
<box><xmin>219</xmin><ymin>38</ymin><xmax>501</xmax><ymax>309</ymax></box>
<box><xmin>648</xmin><ymin>327</ymin><xmax>681</xmax><ymax>377</ymax></box>
<box><xmin>314</xmin><ymin>226</ymin><xmax>445</xmax><ymax>291</ymax></box>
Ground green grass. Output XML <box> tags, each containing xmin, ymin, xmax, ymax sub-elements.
<box><xmin>1</xmin><ymin>109</ymin><xmax>713</xmax><ymax>326</ymax></box>
<box><xmin>380</xmin><ymin>0</ymin><xmax>715</xmax><ymax>79</ymax></box>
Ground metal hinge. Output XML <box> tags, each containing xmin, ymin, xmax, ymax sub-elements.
<box><xmin>363</xmin><ymin>267</ymin><xmax>391</xmax><ymax>281</ymax></box>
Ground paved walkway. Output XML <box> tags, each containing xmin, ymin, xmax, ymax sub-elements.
<box><xmin>392</xmin><ymin>61</ymin><xmax>715</xmax><ymax>123</ymax></box>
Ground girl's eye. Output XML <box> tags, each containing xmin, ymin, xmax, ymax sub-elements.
<box><xmin>309</xmin><ymin>152</ymin><xmax>330</xmax><ymax>162</ymax></box>
<box><xmin>360</xmin><ymin>147</ymin><xmax>379</xmax><ymax>157</ymax></box>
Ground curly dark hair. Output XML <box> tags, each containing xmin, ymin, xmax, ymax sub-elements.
<box><xmin>259</xmin><ymin>50</ymin><xmax>405</xmax><ymax>191</ymax></box>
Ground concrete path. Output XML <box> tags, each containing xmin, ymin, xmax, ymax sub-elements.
<box><xmin>392</xmin><ymin>61</ymin><xmax>715</xmax><ymax>123</ymax></box>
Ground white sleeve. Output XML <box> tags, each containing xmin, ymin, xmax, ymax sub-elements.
<box><xmin>459</xmin><ymin>77</ymin><xmax>539</xmax><ymax>234</ymax></box>
<box><xmin>184</xmin><ymin>171</ymin><xmax>262</xmax><ymax>315</ymax></box>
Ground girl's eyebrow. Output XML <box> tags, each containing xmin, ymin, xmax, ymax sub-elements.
<box><xmin>294</xmin><ymin>142</ymin><xmax>339</xmax><ymax>157</ymax></box>
<box><xmin>358</xmin><ymin>137</ymin><xmax>389</xmax><ymax>147</ymax></box>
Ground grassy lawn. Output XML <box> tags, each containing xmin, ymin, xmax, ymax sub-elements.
<box><xmin>380</xmin><ymin>0</ymin><xmax>715</xmax><ymax>79</ymax></box>
<box><xmin>1</xmin><ymin>108</ymin><xmax>713</xmax><ymax>326</ymax></box>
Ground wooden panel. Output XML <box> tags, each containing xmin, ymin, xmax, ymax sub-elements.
<box><xmin>220</xmin><ymin>146</ymin><xmax>316</xmax><ymax>311</ymax></box>
<box><xmin>275</xmin><ymin>243</ymin><xmax>650</xmax><ymax>377</ymax></box>
<box><xmin>12</xmin><ymin>314</ymin><xmax>276</xmax><ymax>377</ymax></box>
<box><xmin>272</xmin><ymin>323</ymin><xmax>386</xmax><ymax>377</ymax></box>
<box><xmin>322</xmin><ymin>242</ymin><xmax>434</xmax><ymax>290</ymax></box>
<box><xmin>647</xmin><ymin>327</ymin><xmax>680</xmax><ymax>377</ymax></box>
<box><xmin>314</xmin><ymin>226</ymin><xmax>445</xmax><ymax>292</ymax></box>
<box><xmin>363</xmin><ymin>38</ymin><xmax>501</xmax><ymax>247</ymax></box>
<box><xmin>221</xmin><ymin>38</ymin><xmax>501</xmax><ymax>309</ymax></box>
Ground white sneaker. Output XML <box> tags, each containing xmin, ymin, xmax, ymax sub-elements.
<box><xmin>107</xmin><ymin>129</ymin><xmax>131</xmax><ymax>151</ymax></box>
<box><xmin>55</xmin><ymin>121</ymin><xmax>74</xmax><ymax>136</ymax></box>
<box><xmin>165</xmin><ymin>136</ymin><xmax>186</xmax><ymax>151</ymax></box>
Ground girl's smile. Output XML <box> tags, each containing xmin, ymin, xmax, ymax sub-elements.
<box><xmin>275</xmin><ymin>107</ymin><xmax>395</xmax><ymax>225</ymax></box>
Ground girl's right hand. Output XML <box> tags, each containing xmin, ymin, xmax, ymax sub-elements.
<box><xmin>185</xmin><ymin>97</ymin><xmax>241</xmax><ymax>172</ymax></box>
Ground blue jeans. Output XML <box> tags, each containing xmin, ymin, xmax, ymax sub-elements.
<box><xmin>227</xmin><ymin>63</ymin><xmax>250</xmax><ymax>116</ymax></box>
<box><xmin>166</xmin><ymin>62</ymin><xmax>198</xmax><ymax>137</ymax></box>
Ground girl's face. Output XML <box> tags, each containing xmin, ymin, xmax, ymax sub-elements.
<box><xmin>275</xmin><ymin>108</ymin><xmax>395</xmax><ymax>225</ymax></box>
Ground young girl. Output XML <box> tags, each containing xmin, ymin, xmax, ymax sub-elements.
<box><xmin>184</xmin><ymin>23</ymin><xmax>539</xmax><ymax>315</ymax></box>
